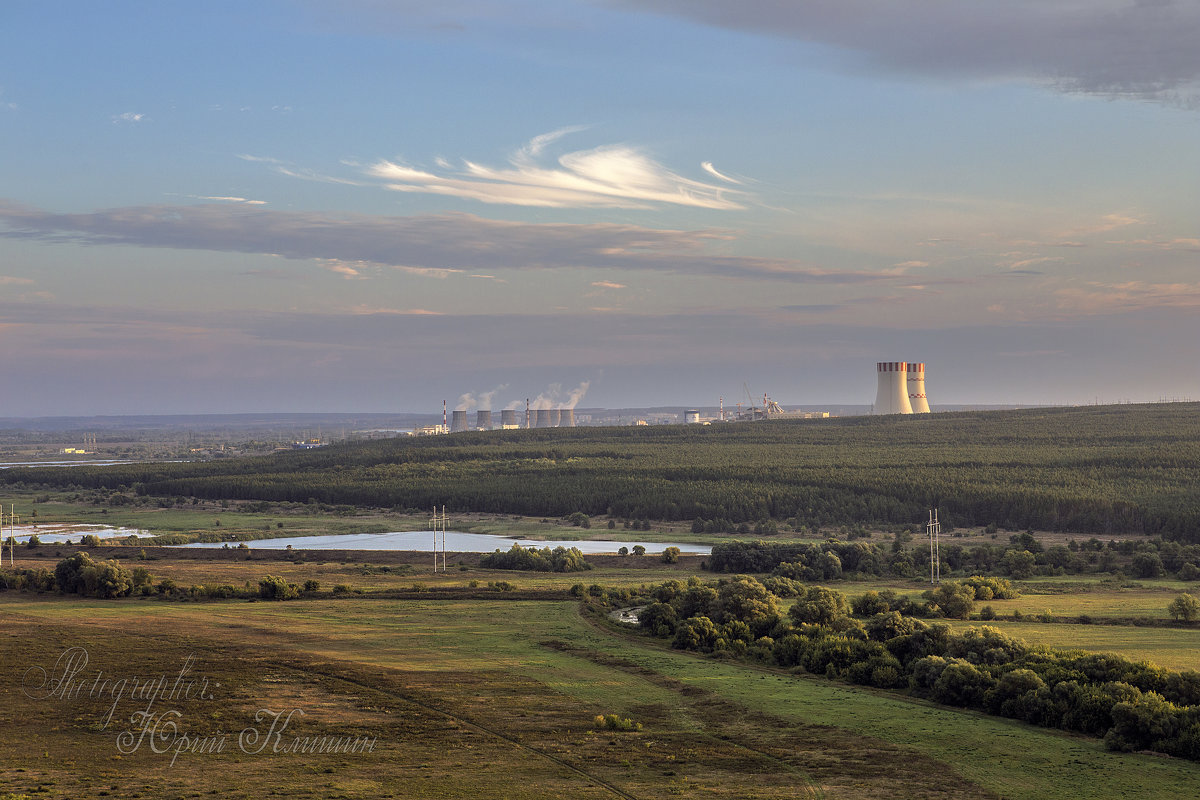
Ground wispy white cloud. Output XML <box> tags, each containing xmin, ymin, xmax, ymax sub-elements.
<box><xmin>188</xmin><ymin>195</ymin><xmax>267</xmax><ymax>205</ymax></box>
<box><xmin>349</xmin><ymin>305</ymin><xmax>445</xmax><ymax>315</ymax></box>
<box><xmin>700</xmin><ymin>161</ymin><xmax>742</xmax><ymax>184</ymax></box>
<box><xmin>363</xmin><ymin>129</ymin><xmax>748</xmax><ymax>209</ymax></box>
<box><xmin>590</xmin><ymin>280</ymin><xmax>627</xmax><ymax>289</ymax></box>
<box><xmin>1056</xmin><ymin>281</ymin><xmax>1200</xmax><ymax>314</ymax></box>
<box><xmin>112</xmin><ymin>112</ymin><xmax>144</xmax><ymax>123</ymax></box>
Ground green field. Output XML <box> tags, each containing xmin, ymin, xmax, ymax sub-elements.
<box><xmin>4</xmin><ymin>559</ymin><xmax>1200</xmax><ymax>799</ymax></box>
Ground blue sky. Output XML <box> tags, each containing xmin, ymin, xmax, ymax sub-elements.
<box><xmin>1</xmin><ymin>1</ymin><xmax>1198</xmax><ymax>415</ymax></box>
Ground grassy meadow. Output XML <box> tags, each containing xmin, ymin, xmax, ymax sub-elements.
<box><xmin>3</xmin><ymin>550</ymin><xmax>1200</xmax><ymax>799</ymax></box>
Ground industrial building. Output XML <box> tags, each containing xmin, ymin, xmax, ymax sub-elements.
<box><xmin>874</xmin><ymin>361</ymin><xmax>932</xmax><ymax>414</ymax></box>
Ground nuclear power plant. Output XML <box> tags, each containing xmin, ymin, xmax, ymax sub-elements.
<box><xmin>874</xmin><ymin>361</ymin><xmax>932</xmax><ymax>414</ymax></box>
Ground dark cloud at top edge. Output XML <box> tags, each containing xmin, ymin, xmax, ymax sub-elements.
<box><xmin>615</xmin><ymin>0</ymin><xmax>1200</xmax><ymax>104</ymax></box>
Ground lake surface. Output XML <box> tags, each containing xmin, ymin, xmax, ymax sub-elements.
<box><xmin>5</xmin><ymin>524</ymin><xmax>150</xmax><ymax>543</ymax></box>
<box><xmin>180</xmin><ymin>531</ymin><xmax>711</xmax><ymax>555</ymax></box>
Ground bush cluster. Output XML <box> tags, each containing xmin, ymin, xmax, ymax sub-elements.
<box><xmin>480</xmin><ymin>543</ymin><xmax>593</xmax><ymax>572</ymax></box>
<box><xmin>626</xmin><ymin>576</ymin><xmax>1200</xmax><ymax>760</ymax></box>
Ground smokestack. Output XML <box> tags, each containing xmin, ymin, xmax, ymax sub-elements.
<box><xmin>451</xmin><ymin>409</ymin><xmax>470</xmax><ymax>432</ymax></box>
<box><xmin>535</xmin><ymin>409</ymin><xmax>552</xmax><ymax>428</ymax></box>
<box><xmin>476</xmin><ymin>410</ymin><xmax>493</xmax><ymax>430</ymax></box>
<box><xmin>560</xmin><ymin>408</ymin><xmax>576</xmax><ymax>427</ymax></box>
<box><xmin>874</xmin><ymin>362</ymin><xmax>913</xmax><ymax>415</ymax></box>
<box><xmin>907</xmin><ymin>362</ymin><xmax>931</xmax><ymax>413</ymax></box>
<box><xmin>500</xmin><ymin>409</ymin><xmax>518</xmax><ymax>428</ymax></box>
<box><xmin>550</xmin><ymin>408</ymin><xmax>561</xmax><ymax>427</ymax></box>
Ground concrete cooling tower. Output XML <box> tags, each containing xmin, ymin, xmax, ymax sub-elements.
<box><xmin>476</xmin><ymin>410</ymin><xmax>493</xmax><ymax>430</ymax></box>
<box><xmin>560</xmin><ymin>408</ymin><xmax>576</xmax><ymax>427</ymax></box>
<box><xmin>874</xmin><ymin>362</ymin><xmax>913</xmax><ymax>415</ymax></box>
<box><xmin>907</xmin><ymin>362</ymin><xmax>931</xmax><ymax>413</ymax></box>
<box><xmin>450</xmin><ymin>409</ymin><xmax>471</xmax><ymax>432</ymax></box>
<box><xmin>550</xmin><ymin>408</ymin><xmax>561</xmax><ymax>427</ymax></box>
<box><xmin>500</xmin><ymin>409</ymin><xmax>518</xmax><ymax>428</ymax></box>
<box><xmin>535</xmin><ymin>409</ymin><xmax>552</xmax><ymax>428</ymax></box>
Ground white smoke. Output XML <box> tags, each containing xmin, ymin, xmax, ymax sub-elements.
<box><xmin>564</xmin><ymin>380</ymin><xmax>590</xmax><ymax>409</ymax></box>
<box><xmin>476</xmin><ymin>384</ymin><xmax>508</xmax><ymax>411</ymax></box>
<box><xmin>455</xmin><ymin>392</ymin><xmax>477</xmax><ymax>412</ymax></box>
<box><xmin>532</xmin><ymin>383</ymin><xmax>562</xmax><ymax>410</ymax></box>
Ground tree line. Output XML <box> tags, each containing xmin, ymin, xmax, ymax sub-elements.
<box><xmin>604</xmin><ymin>575</ymin><xmax>1200</xmax><ymax>761</ymax></box>
<box><xmin>6</xmin><ymin>403</ymin><xmax>1200</xmax><ymax>540</ymax></box>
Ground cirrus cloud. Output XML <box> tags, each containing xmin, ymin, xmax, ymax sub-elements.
<box><xmin>363</xmin><ymin>129</ymin><xmax>749</xmax><ymax>210</ymax></box>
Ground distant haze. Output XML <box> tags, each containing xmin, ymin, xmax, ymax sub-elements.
<box><xmin>1</xmin><ymin>3</ymin><xmax>1197</xmax><ymax>415</ymax></box>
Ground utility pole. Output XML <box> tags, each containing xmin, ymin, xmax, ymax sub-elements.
<box><xmin>927</xmin><ymin>509</ymin><xmax>941</xmax><ymax>584</ymax></box>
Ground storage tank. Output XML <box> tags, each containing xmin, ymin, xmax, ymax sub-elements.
<box><xmin>874</xmin><ymin>362</ymin><xmax>913</xmax><ymax>414</ymax></box>
<box><xmin>907</xmin><ymin>362</ymin><xmax>931</xmax><ymax>413</ymax></box>
<box><xmin>476</xmin><ymin>410</ymin><xmax>493</xmax><ymax>430</ymax></box>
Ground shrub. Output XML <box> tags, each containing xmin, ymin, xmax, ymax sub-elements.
<box><xmin>661</xmin><ymin>546</ymin><xmax>681</xmax><ymax>564</ymax></box>
<box><xmin>258</xmin><ymin>575</ymin><xmax>299</xmax><ymax>600</ymax></box>
<box><xmin>593</xmin><ymin>714</ymin><xmax>642</xmax><ymax>732</ymax></box>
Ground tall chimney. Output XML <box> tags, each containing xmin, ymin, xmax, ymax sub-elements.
<box><xmin>476</xmin><ymin>410</ymin><xmax>493</xmax><ymax>430</ymax></box>
<box><xmin>560</xmin><ymin>408</ymin><xmax>576</xmax><ymax>427</ymax></box>
<box><xmin>907</xmin><ymin>362</ymin><xmax>931</xmax><ymax>413</ymax></box>
<box><xmin>451</xmin><ymin>409</ymin><xmax>470</xmax><ymax>432</ymax></box>
<box><xmin>874</xmin><ymin>362</ymin><xmax>913</xmax><ymax>415</ymax></box>
<box><xmin>500</xmin><ymin>409</ymin><xmax>518</xmax><ymax>428</ymax></box>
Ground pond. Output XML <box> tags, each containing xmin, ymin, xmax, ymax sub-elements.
<box><xmin>179</xmin><ymin>531</ymin><xmax>711</xmax><ymax>555</ymax></box>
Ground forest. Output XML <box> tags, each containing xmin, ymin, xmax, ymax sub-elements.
<box><xmin>4</xmin><ymin>403</ymin><xmax>1199</xmax><ymax>541</ymax></box>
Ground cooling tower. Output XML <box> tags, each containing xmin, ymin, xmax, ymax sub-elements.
<box><xmin>560</xmin><ymin>408</ymin><xmax>576</xmax><ymax>427</ymax></box>
<box><xmin>500</xmin><ymin>409</ymin><xmax>518</xmax><ymax>428</ymax></box>
<box><xmin>451</xmin><ymin>409</ymin><xmax>470</xmax><ymax>432</ymax></box>
<box><xmin>874</xmin><ymin>362</ymin><xmax>913</xmax><ymax>415</ymax></box>
<box><xmin>476</xmin><ymin>410</ymin><xmax>493</xmax><ymax>430</ymax></box>
<box><xmin>550</xmin><ymin>408</ymin><xmax>561</xmax><ymax>427</ymax></box>
<box><xmin>535</xmin><ymin>409</ymin><xmax>552</xmax><ymax>428</ymax></box>
<box><xmin>907</xmin><ymin>362</ymin><xmax>931</xmax><ymax>414</ymax></box>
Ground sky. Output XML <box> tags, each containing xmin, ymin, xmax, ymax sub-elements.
<box><xmin>1</xmin><ymin>0</ymin><xmax>1198</xmax><ymax>416</ymax></box>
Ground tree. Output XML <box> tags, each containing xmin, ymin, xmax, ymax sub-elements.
<box><xmin>926</xmin><ymin>581</ymin><xmax>976</xmax><ymax>620</ymax></box>
<box><xmin>1131</xmin><ymin>552</ymin><xmax>1165</xmax><ymax>579</ymax></box>
<box><xmin>1168</xmin><ymin>593</ymin><xmax>1200</xmax><ymax>623</ymax></box>
<box><xmin>1003</xmin><ymin>549</ymin><xmax>1036</xmax><ymax>579</ymax></box>
<box><xmin>661</xmin><ymin>546</ymin><xmax>681</xmax><ymax>564</ymax></box>
<box><xmin>632</xmin><ymin>545</ymin><xmax>646</xmax><ymax>556</ymax></box>
<box><xmin>788</xmin><ymin>586</ymin><xmax>849</xmax><ymax>626</ymax></box>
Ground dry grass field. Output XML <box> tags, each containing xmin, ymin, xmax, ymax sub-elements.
<box><xmin>4</xmin><ymin>551</ymin><xmax>1200</xmax><ymax>799</ymax></box>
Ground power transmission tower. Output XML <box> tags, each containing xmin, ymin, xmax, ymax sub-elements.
<box><xmin>927</xmin><ymin>509</ymin><xmax>941</xmax><ymax>584</ymax></box>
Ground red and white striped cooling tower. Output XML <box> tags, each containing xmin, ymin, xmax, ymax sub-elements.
<box><xmin>875</xmin><ymin>362</ymin><xmax>913</xmax><ymax>415</ymax></box>
<box><xmin>907</xmin><ymin>362</ymin><xmax>931</xmax><ymax>414</ymax></box>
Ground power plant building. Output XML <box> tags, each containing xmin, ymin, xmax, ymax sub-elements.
<box><xmin>875</xmin><ymin>362</ymin><xmax>913</xmax><ymax>415</ymax></box>
<box><xmin>875</xmin><ymin>361</ymin><xmax>932</xmax><ymax>414</ymax></box>
<box><xmin>907</xmin><ymin>363</ymin><xmax>931</xmax><ymax>414</ymax></box>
